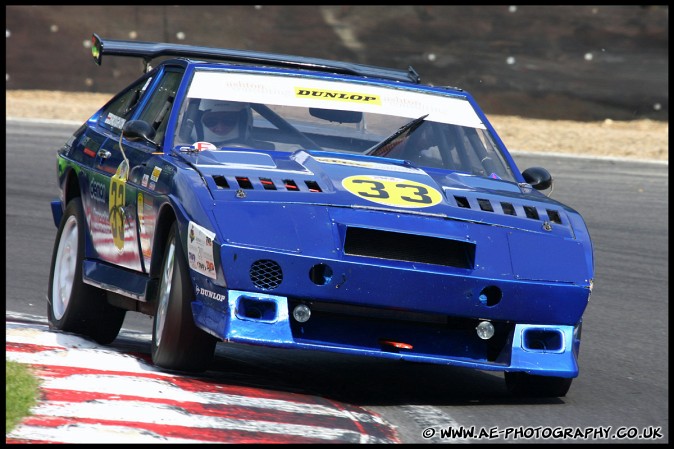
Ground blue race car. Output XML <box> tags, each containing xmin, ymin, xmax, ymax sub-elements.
<box><xmin>48</xmin><ymin>33</ymin><xmax>594</xmax><ymax>397</ymax></box>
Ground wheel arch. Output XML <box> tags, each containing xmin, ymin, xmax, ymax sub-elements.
<box><xmin>149</xmin><ymin>202</ymin><xmax>179</xmax><ymax>280</ymax></box>
<box><xmin>63</xmin><ymin>167</ymin><xmax>82</xmax><ymax>205</ymax></box>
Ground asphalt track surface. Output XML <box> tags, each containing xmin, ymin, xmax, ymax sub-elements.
<box><xmin>5</xmin><ymin>119</ymin><xmax>668</xmax><ymax>443</ymax></box>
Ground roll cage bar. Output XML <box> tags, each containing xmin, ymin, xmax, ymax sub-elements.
<box><xmin>91</xmin><ymin>33</ymin><xmax>421</xmax><ymax>84</ymax></box>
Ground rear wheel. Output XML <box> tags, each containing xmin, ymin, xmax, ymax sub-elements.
<box><xmin>47</xmin><ymin>197</ymin><xmax>126</xmax><ymax>344</ymax></box>
<box><xmin>151</xmin><ymin>222</ymin><xmax>217</xmax><ymax>372</ymax></box>
<box><xmin>505</xmin><ymin>372</ymin><xmax>573</xmax><ymax>398</ymax></box>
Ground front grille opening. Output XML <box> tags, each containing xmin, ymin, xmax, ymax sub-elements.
<box><xmin>213</xmin><ymin>175</ymin><xmax>229</xmax><ymax>189</ymax></box>
<box><xmin>477</xmin><ymin>198</ymin><xmax>494</xmax><ymax>212</ymax></box>
<box><xmin>236</xmin><ymin>176</ymin><xmax>253</xmax><ymax>189</ymax></box>
<box><xmin>454</xmin><ymin>196</ymin><xmax>470</xmax><ymax>208</ymax></box>
<box><xmin>546</xmin><ymin>209</ymin><xmax>562</xmax><ymax>224</ymax></box>
<box><xmin>344</xmin><ymin>227</ymin><xmax>475</xmax><ymax>269</ymax></box>
<box><xmin>249</xmin><ymin>259</ymin><xmax>283</xmax><ymax>290</ymax></box>
<box><xmin>236</xmin><ymin>296</ymin><xmax>278</xmax><ymax>321</ymax></box>
<box><xmin>523</xmin><ymin>329</ymin><xmax>563</xmax><ymax>352</ymax></box>
<box><xmin>288</xmin><ymin>299</ymin><xmax>514</xmax><ymax>363</ymax></box>
<box><xmin>501</xmin><ymin>202</ymin><xmax>516</xmax><ymax>215</ymax></box>
<box><xmin>523</xmin><ymin>205</ymin><xmax>539</xmax><ymax>220</ymax></box>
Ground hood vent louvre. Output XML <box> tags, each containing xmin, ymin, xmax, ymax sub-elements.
<box><xmin>283</xmin><ymin>179</ymin><xmax>299</xmax><ymax>191</ymax></box>
<box><xmin>523</xmin><ymin>205</ymin><xmax>539</xmax><ymax>220</ymax></box>
<box><xmin>452</xmin><ymin>195</ymin><xmax>563</xmax><ymax>224</ymax></box>
<box><xmin>305</xmin><ymin>180</ymin><xmax>322</xmax><ymax>192</ymax></box>
<box><xmin>213</xmin><ymin>175</ymin><xmax>229</xmax><ymax>189</ymax></box>
<box><xmin>236</xmin><ymin>176</ymin><xmax>253</xmax><ymax>189</ymax></box>
<box><xmin>211</xmin><ymin>175</ymin><xmax>323</xmax><ymax>192</ymax></box>
<box><xmin>546</xmin><ymin>209</ymin><xmax>563</xmax><ymax>224</ymax></box>
<box><xmin>501</xmin><ymin>202</ymin><xmax>516</xmax><ymax>215</ymax></box>
<box><xmin>260</xmin><ymin>177</ymin><xmax>277</xmax><ymax>190</ymax></box>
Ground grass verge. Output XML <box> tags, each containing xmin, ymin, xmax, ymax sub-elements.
<box><xmin>5</xmin><ymin>360</ymin><xmax>40</xmax><ymax>434</ymax></box>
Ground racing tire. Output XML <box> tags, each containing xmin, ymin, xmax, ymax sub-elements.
<box><xmin>504</xmin><ymin>372</ymin><xmax>573</xmax><ymax>398</ymax></box>
<box><xmin>47</xmin><ymin>197</ymin><xmax>126</xmax><ymax>344</ymax></box>
<box><xmin>151</xmin><ymin>222</ymin><xmax>217</xmax><ymax>372</ymax></box>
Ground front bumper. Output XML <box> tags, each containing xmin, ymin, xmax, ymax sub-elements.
<box><xmin>192</xmin><ymin>289</ymin><xmax>581</xmax><ymax>378</ymax></box>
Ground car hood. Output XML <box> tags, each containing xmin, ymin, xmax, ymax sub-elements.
<box><xmin>187</xmin><ymin>149</ymin><xmax>582</xmax><ymax>239</ymax></box>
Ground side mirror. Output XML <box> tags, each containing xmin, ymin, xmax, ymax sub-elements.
<box><xmin>522</xmin><ymin>166</ymin><xmax>553</xmax><ymax>191</ymax></box>
<box><xmin>123</xmin><ymin>120</ymin><xmax>158</xmax><ymax>147</ymax></box>
<box><xmin>91</xmin><ymin>33</ymin><xmax>103</xmax><ymax>66</ymax></box>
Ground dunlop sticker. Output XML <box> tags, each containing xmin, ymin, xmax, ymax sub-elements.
<box><xmin>342</xmin><ymin>175</ymin><xmax>442</xmax><ymax>208</ymax></box>
<box><xmin>295</xmin><ymin>88</ymin><xmax>381</xmax><ymax>105</ymax></box>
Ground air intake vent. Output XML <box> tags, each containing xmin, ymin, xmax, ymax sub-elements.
<box><xmin>260</xmin><ymin>177</ymin><xmax>276</xmax><ymax>190</ymax></box>
<box><xmin>283</xmin><ymin>179</ymin><xmax>299</xmax><ymax>191</ymax></box>
<box><xmin>546</xmin><ymin>209</ymin><xmax>562</xmax><ymax>224</ymax></box>
<box><xmin>454</xmin><ymin>196</ymin><xmax>470</xmax><ymax>208</ymax></box>
<box><xmin>212</xmin><ymin>176</ymin><xmax>323</xmax><ymax>192</ymax></box>
<box><xmin>452</xmin><ymin>193</ymin><xmax>555</xmax><ymax>223</ymax></box>
<box><xmin>523</xmin><ymin>205</ymin><xmax>539</xmax><ymax>220</ymax></box>
<box><xmin>344</xmin><ymin>227</ymin><xmax>475</xmax><ymax>269</ymax></box>
<box><xmin>305</xmin><ymin>180</ymin><xmax>322</xmax><ymax>192</ymax></box>
<box><xmin>236</xmin><ymin>176</ymin><xmax>253</xmax><ymax>189</ymax></box>
<box><xmin>477</xmin><ymin>198</ymin><xmax>494</xmax><ymax>212</ymax></box>
<box><xmin>213</xmin><ymin>175</ymin><xmax>229</xmax><ymax>189</ymax></box>
<box><xmin>249</xmin><ymin>259</ymin><xmax>283</xmax><ymax>290</ymax></box>
<box><xmin>501</xmin><ymin>202</ymin><xmax>516</xmax><ymax>215</ymax></box>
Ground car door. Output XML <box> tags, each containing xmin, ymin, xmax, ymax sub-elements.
<box><xmin>82</xmin><ymin>67</ymin><xmax>183</xmax><ymax>273</ymax></box>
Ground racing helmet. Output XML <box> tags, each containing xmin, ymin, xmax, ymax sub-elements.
<box><xmin>199</xmin><ymin>99</ymin><xmax>252</xmax><ymax>143</ymax></box>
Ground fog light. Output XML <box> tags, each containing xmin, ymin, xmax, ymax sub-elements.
<box><xmin>293</xmin><ymin>304</ymin><xmax>311</xmax><ymax>323</ymax></box>
<box><xmin>476</xmin><ymin>320</ymin><xmax>495</xmax><ymax>340</ymax></box>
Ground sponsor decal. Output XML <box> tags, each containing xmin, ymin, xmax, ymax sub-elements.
<box><xmin>89</xmin><ymin>178</ymin><xmax>107</xmax><ymax>203</ymax></box>
<box><xmin>104</xmin><ymin>112</ymin><xmax>126</xmax><ymax>130</ymax></box>
<box><xmin>83</xmin><ymin>147</ymin><xmax>96</xmax><ymax>158</ymax></box>
<box><xmin>141</xmin><ymin>174</ymin><xmax>149</xmax><ymax>187</ymax></box>
<box><xmin>195</xmin><ymin>285</ymin><xmax>227</xmax><ymax>302</ymax></box>
<box><xmin>342</xmin><ymin>174</ymin><xmax>443</xmax><ymax>208</ymax></box>
<box><xmin>150</xmin><ymin>166</ymin><xmax>162</xmax><ymax>182</ymax></box>
<box><xmin>295</xmin><ymin>87</ymin><xmax>381</xmax><ymax>105</ymax></box>
<box><xmin>192</xmin><ymin>141</ymin><xmax>217</xmax><ymax>151</ymax></box>
<box><xmin>187</xmin><ymin>221</ymin><xmax>217</xmax><ymax>280</ymax></box>
<box><xmin>188</xmin><ymin>71</ymin><xmax>485</xmax><ymax>129</ymax></box>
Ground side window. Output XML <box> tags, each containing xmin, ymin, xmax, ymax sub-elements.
<box><xmin>99</xmin><ymin>76</ymin><xmax>153</xmax><ymax>131</ymax></box>
<box><xmin>137</xmin><ymin>70</ymin><xmax>183</xmax><ymax>146</ymax></box>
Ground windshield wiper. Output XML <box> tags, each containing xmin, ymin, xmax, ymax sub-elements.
<box><xmin>364</xmin><ymin>114</ymin><xmax>428</xmax><ymax>157</ymax></box>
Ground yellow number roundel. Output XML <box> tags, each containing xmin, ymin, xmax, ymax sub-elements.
<box><xmin>342</xmin><ymin>175</ymin><xmax>443</xmax><ymax>208</ymax></box>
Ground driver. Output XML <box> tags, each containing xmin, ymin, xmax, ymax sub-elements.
<box><xmin>200</xmin><ymin>100</ymin><xmax>252</xmax><ymax>145</ymax></box>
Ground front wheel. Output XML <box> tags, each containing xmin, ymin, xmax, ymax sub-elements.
<box><xmin>151</xmin><ymin>222</ymin><xmax>217</xmax><ymax>372</ymax></box>
<box><xmin>47</xmin><ymin>197</ymin><xmax>126</xmax><ymax>344</ymax></box>
<box><xmin>504</xmin><ymin>372</ymin><xmax>573</xmax><ymax>398</ymax></box>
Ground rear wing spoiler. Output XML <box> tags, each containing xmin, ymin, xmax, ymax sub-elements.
<box><xmin>90</xmin><ymin>33</ymin><xmax>421</xmax><ymax>84</ymax></box>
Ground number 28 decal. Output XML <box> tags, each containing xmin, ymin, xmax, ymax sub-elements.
<box><xmin>342</xmin><ymin>175</ymin><xmax>443</xmax><ymax>208</ymax></box>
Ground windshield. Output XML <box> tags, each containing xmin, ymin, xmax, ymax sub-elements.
<box><xmin>173</xmin><ymin>70</ymin><xmax>516</xmax><ymax>182</ymax></box>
